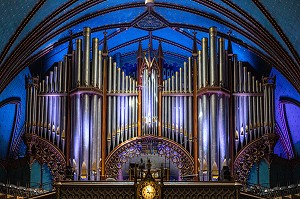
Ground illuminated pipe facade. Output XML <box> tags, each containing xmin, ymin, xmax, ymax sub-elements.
<box><xmin>24</xmin><ymin>26</ymin><xmax>276</xmax><ymax>181</ymax></box>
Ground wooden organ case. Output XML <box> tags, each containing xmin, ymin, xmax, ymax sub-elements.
<box><xmin>24</xmin><ymin>26</ymin><xmax>276</xmax><ymax>184</ymax></box>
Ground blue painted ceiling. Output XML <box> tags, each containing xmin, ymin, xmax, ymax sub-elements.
<box><xmin>0</xmin><ymin>0</ymin><xmax>300</xmax><ymax>92</ymax></box>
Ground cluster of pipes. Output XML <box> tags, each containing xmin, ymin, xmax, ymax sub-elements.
<box><xmin>25</xmin><ymin>26</ymin><xmax>275</xmax><ymax>181</ymax></box>
<box><xmin>25</xmin><ymin>58</ymin><xmax>68</xmax><ymax>153</ymax></box>
<box><xmin>106</xmin><ymin>61</ymin><xmax>138</xmax><ymax>152</ymax></box>
<box><xmin>233</xmin><ymin>59</ymin><xmax>276</xmax><ymax>152</ymax></box>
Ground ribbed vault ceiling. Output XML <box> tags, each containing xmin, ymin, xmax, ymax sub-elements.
<box><xmin>0</xmin><ymin>0</ymin><xmax>300</xmax><ymax>93</ymax></box>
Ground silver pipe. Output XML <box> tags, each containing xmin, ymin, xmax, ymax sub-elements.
<box><xmin>25</xmin><ymin>81</ymin><xmax>29</xmax><ymax>132</ymax></box>
<box><xmin>259</xmin><ymin>83</ymin><xmax>263</xmax><ymax>135</ymax></box>
<box><xmin>116</xmin><ymin>67</ymin><xmax>121</xmax><ymax>143</ymax></box>
<box><xmin>268</xmin><ymin>86</ymin><xmax>272</xmax><ymax>133</ymax></box>
<box><xmin>63</xmin><ymin>55</ymin><xmax>68</xmax><ymax>93</ymax></box>
<box><xmin>91</xmin><ymin>94</ymin><xmax>98</xmax><ymax>179</ymax></box>
<box><xmin>168</xmin><ymin>78</ymin><xmax>171</xmax><ymax>138</ymax></box>
<box><xmin>61</xmin><ymin>56</ymin><xmax>68</xmax><ymax>148</ymax></box>
<box><xmin>248</xmin><ymin>72</ymin><xmax>252</xmax><ymax>141</ymax></box>
<box><xmin>82</xmin><ymin>93</ymin><xmax>90</xmax><ymax>176</ymax></box>
<box><xmin>73</xmin><ymin>94</ymin><xmax>82</xmax><ymax>179</ymax></box>
<box><xmin>125</xmin><ymin>76</ymin><xmax>129</xmax><ymax>140</ymax></box>
<box><xmin>188</xmin><ymin>57</ymin><xmax>192</xmax><ymax>92</ymax></box>
<box><xmin>172</xmin><ymin>76</ymin><xmax>175</xmax><ymax>139</ymax></box>
<box><xmin>82</xmin><ymin>27</ymin><xmax>91</xmax><ymax>87</ymax></box>
<box><xmin>179</xmin><ymin>95</ymin><xmax>183</xmax><ymax>146</ymax></box>
<box><xmin>179</xmin><ymin>68</ymin><xmax>182</xmax><ymax>93</ymax></box>
<box><xmin>54</xmin><ymin>66</ymin><xmax>58</xmax><ymax>92</ymax></box>
<box><xmin>108</xmin><ymin>58</ymin><xmax>112</xmax><ymax>93</ymax></box>
<box><xmin>98</xmin><ymin>50</ymin><xmax>103</xmax><ymax>89</ymax></box>
<box><xmin>256</xmin><ymin>80</ymin><xmax>260</xmax><ymax>137</ymax></box>
<box><xmin>209</xmin><ymin>27</ymin><xmax>217</xmax><ymax>86</ymax></box>
<box><xmin>175</xmin><ymin>72</ymin><xmax>178</xmax><ymax>93</ymax></box>
<box><xmin>112</xmin><ymin>95</ymin><xmax>116</xmax><ymax>149</ymax></box>
<box><xmin>44</xmin><ymin>76</ymin><xmax>49</xmax><ymax>137</ymax></box>
<box><xmin>183</xmin><ymin>95</ymin><xmax>187</xmax><ymax>149</ymax></box>
<box><xmin>75</xmin><ymin>39</ymin><xmax>82</xmax><ymax>87</ymax></box>
<box><xmin>238</xmin><ymin>62</ymin><xmax>243</xmax><ymax>92</ymax></box>
<box><xmin>263</xmin><ymin>83</ymin><xmax>268</xmax><ymax>134</ymax></box>
<box><xmin>97</xmin><ymin>97</ymin><xmax>102</xmax><ymax>180</ymax></box>
<box><xmin>121</xmin><ymin>72</ymin><xmax>125</xmax><ymax>141</ymax></box>
<box><xmin>49</xmin><ymin>71</ymin><xmax>53</xmax><ymax>92</ymax></box>
<box><xmin>233</xmin><ymin>55</ymin><xmax>237</xmax><ymax>92</ymax></box>
<box><xmin>198</xmin><ymin>50</ymin><xmax>202</xmax><ymax>89</ymax></box>
<box><xmin>202</xmin><ymin>94</ymin><xmax>209</xmax><ymax>175</ymax></box>
<box><xmin>210</xmin><ymin>94</ymin><xmax>218</xmax><ymax>178</ymax></box>
<box><xmin>40</xmin><ymin>80</ymin><xmax>45</xmax><ymax>136</ymax></box>
<box><xmin>202</xmin><ymin>38</ymin><xmax>208</xmax><ymax>87</ymax></box>
<box><xmin>218</xmin><ymin>95</ymin><xmax>226</xmax><ymax>170</ymax></box>
<box><xmin>58</xmin><ymin>62</ymin><xmax>62</xmax><ymax>93</ymax></box>
<box><xmin>183</xmin><ymin>62</ymin><xmax>187</xmax><ymax>92</ymax></box>
<box><xmin>198</xmin><ymin>97</ymin><xmax>203</xmax><ymax>178</ymax></box>
<box><xmin>128</xmin><ymin>78</ymin><xmax>132</xmax><ymax>139</ymax></box>
<box><xmin>188</xmin><ymin>96</ymin><xmax>192</xmax><ymax>154</ymax></box>
<box><xmin>175</xmin><ymin>94</ymin><xmax>179</xmax><ymax>142</ymax></box>
<box><xmin>92</xmin><ymin>38</ymin><xmax>99</xmax><ymax>88</ymax></box>
<box><xmin>252</xmin><ymin>76</ymin><xmax>256</xmax><ymax>139</ymax></box>
<box><xmin>271</xmin><ymin>85</ymin><xmax>275</xmax><ymax>133</ymax></box>
<box><xmin>219</xmin><ymin>38</ymin><xmax>225</xmax><ymax>87</ymax></box>
<box><xmin>37</xmin><ymin>83</ymin><xmax>41</xmax><ymax>135</ymax></box>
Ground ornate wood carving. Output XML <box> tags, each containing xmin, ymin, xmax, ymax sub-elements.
<box><xmin>23</xmin><ymin>133</ymin><xmax>66</xmax><ymax>181</ymax></box>
<box><xmin>105</xmin><ymin>135</ymin><xmax>194</xmax><ymax>179</ymax></box>
<box><xmin>55</xmin><ymin>181</ymin><xmax>241</xmax><ymax>199</ymax></box>
<box><xmin>234</xmin><ymin>133</ymin><xmax>278</xmax><ymax>185</ymax></box>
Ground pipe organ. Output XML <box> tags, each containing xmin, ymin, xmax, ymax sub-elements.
<box><xmin>25</xmin><ymin>26</ymin><xmax>276</xmax><ymax>181</ymax></box>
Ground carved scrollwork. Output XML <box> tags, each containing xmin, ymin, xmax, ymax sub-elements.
<box><xmin>24</xmin><ymin>133</ymin><xmax>66</xmax><ymax>182</ymax></box>
<box><xmin>234</xmin><ymin>133</ymin><xmax>278</xmax><ymax>185</ymax></box>
<box><xmin>105</xmin><ymin>135</ymin><xmax>194</xmax><ymax>178</ymax></box>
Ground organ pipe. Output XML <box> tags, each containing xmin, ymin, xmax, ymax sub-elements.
<box><xmin>209</xmin><ymin>27</ymin><xmax>217</xmax><ymax>86</ymax></box>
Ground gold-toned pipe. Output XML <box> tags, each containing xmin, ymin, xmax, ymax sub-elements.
<box><xmin>198</xmin><ymin>50</ymin><xmax>202</xmax><ymax>89</ymax></box>
<box><xmin>82</xmin><ymin>27</ymin><xmax>91</xmax><ymax>87</ymax></box>
<box><xmin>219</xmin><ymin>38</ymin><xmax>225</xmax><ymax>87</ymax></box>
<box><xmin>202</xmin><ymin>38</ymin><xmax>208</xmax><ymax>87</ymax></box>
<box><xmin>209</xmin><ymin>27</ymin><xmax>217</xmax><ymax>86</ymax></box>
<box><xmin>75</xmin><ymin>39</ymin><xmax>82</xmax><ymax>87</ymax></box>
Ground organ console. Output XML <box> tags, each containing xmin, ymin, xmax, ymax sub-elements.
<box><xmin>25</xmin><ymin>26</ymin><xmax>275</xmax><ymax>181</ymax></box>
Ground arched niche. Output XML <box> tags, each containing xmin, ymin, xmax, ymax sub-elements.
<box><xmin>105</xmin><ymin>135</ymin><xmax>194</xmax><ymax>179</ymax></box>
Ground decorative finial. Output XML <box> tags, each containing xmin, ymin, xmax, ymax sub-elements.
<box><xmin>227</xmin><ymin>30</ymin><xmax>233</xmax><ymax>55</ymax></box>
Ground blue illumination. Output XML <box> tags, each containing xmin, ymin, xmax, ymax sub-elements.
<box><xmin>271</xmin><ymin>67</ymin><xmax>300</xmax><ymax>157</ymax></box>
<box><xmin>0</xmin><ymin>68</ymin><xmax>30</xmax><ymax>159</ymax></box>
<box><xmin>0</xmin><ymin>104</ymin><xmax>15</xmax><ymax>159</ymax></box>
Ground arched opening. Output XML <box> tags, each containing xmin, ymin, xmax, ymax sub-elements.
<box><xmin>105</xmin><ymin>135</ymin><xmax>194</xmax><ymax>180</ymax></box>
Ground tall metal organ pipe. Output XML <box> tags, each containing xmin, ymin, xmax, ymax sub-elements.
<box><xmin>82</xmin><ymin>27</ymin><xmax>91</xmax><ymax>179</ymax></box>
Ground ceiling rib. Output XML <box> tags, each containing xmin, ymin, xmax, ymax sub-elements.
<box><xmin>252</xmin><ymin>0</ymin><xmax>300</xmax><ymax>66</ymax></box>
<box><xmin>0</xmin><ymin>0</ymin><xmax>47</xmax><ymax>64</ymax></box>
<box><xmin>0</xmin><ymin>2</ymin><xmax>299</xmax><ymax>93</ymax></box>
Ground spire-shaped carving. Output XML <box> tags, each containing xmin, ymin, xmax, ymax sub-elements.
<box><xmin>192</xmin><ymin>32</ymin><xmax>198</xmax><ymax>57</ymax></box>
<box><xmin>157</xmin><ymin>41</ymin><xmax>163</xmax><ymax>59</ymax></box>
<box><xmin>102</xmin><ymin>31</ymin><xmax>108</xmax><ymax>57</ymax></box>
<box><xmin>227</xmin><ymin>30</ymin><xmax>233</xmax><ymax>55</ymax></box>
<box><xmin>67</xmin><ymin>30</ymin><xmax>73</xmax><ymax>55</ymax></box>
<box><xmin>137</xmin><ymin>42</ymin><xmax>143</xmax><ymax>60</ymax></box>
